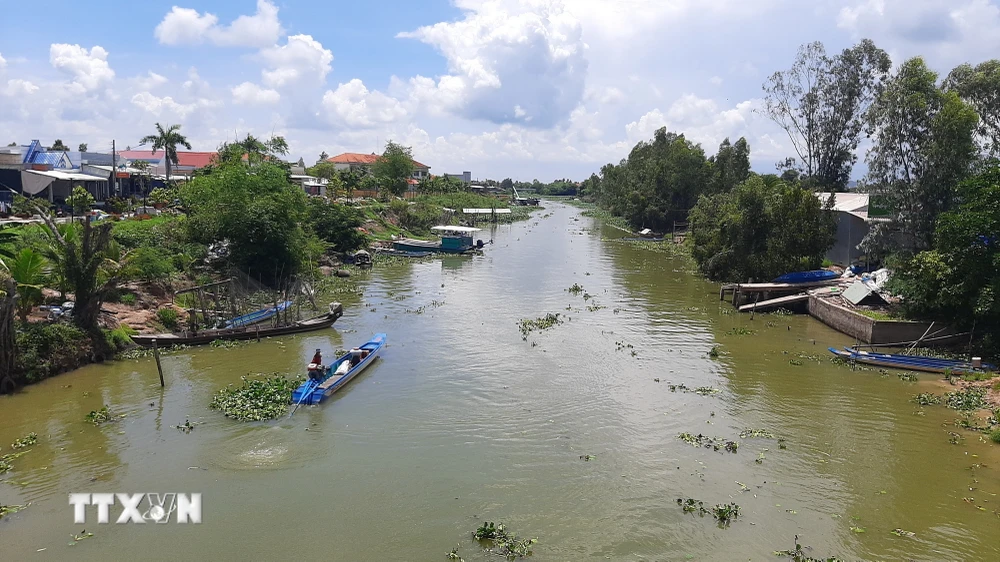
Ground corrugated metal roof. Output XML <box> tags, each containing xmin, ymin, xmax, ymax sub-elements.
<box><xmin>328</xmin><ymin>152</ymin><xmax>429</xmax><ymax>169</ymax></box>
<box><xmin>31</xmin><ymin>152</ymin><xmax>70</xmax><ymax>166</ymax></box>
<box><xmin>25</xmin><ymin>169</ymin><xmax>107</xmax><ymax>181</ymax></box>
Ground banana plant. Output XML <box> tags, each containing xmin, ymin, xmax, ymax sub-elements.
<box><xmin>0</xmin><ymin>248</ymin><xmax>48</xmax><ymax>321</ymax></box>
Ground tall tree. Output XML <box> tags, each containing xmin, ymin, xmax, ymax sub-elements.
<box><xmin>50</xmin><ymin>139</ymin><xmax>69</xmax><ymax>151</ymax></box>
<box><xmin>212</xmin><ymin>134</ymin><xmax>289</xmax><ymax>169</ymax></box>
<box><xmin>318</xmin><ymin>151</ymin><xmax>329</xmax><ymax>163</ymax></box>
<box><xmin>863</xmin><ymin>57</ymin><xmax>980</xmax><ymax>253</ymax></box>
<box><xmin>78</xmin><ymin>142</ymin><xmax>88</xmax><ymax>152</ymax></box>
<box><xmin>139</xmin><ymin>123</ymin><xmax>192</xmax><ymax>181</ymax></box>
<box><xmin>945</xmin><ymin>60</ymin><xmax>1000</xmax><ymax>158</ymax></box>
<box><xmin>1</xmin><ymin>248</ymin><xmax>47</xmax><ymax>321</ymax></box>
<box><xmin>708</xmin><ymin>137</ymin><xmax>751</xmax><ymax>193</ymax></box>
<box><xmin>0</xmin><ymin>274</ymin><xmax>15</xmax><ymax>392</ymax></box>
<box><xmin>372</xmin><ymin>141</ymin><xmax>415</xmax><ymax>198</ymax></box>
<box><xmin>762</xmin><ymin>39</ymin><xmax>891</xmax><ymax>191</ymax></box>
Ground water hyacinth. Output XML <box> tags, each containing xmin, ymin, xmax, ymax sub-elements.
<box><xmin>11</xmin><ymin>432</ymin><xmax>38</xmax><ymax>449</ymax></box>
<box><xmin>209</xmin><ymin>374</ymin><xmax>304</xmax><ymax>421</ymax></box>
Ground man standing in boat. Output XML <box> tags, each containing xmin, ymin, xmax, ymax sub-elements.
<box><xmin>308</xmin><ymin>349</ymin><xmax>325</xmax><ymax>382</ymax></box>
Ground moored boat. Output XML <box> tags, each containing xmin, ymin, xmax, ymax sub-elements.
<box><xmin>773</xmin><ymin>270</ymin><xmax>839</xmax><ymax>284</ymax></box>
<box><xmin>392</xmin><ymin>226</ymin><xmax>484</xmax><ymax>254</ymax></box>
<box><xmin>292</xmin><ymin>333</ymin><xmax>386</xmax><ymax>405</ymax></box>
<box><xmin>828</xmin><ymin>346</ymin><xmax>996</xmax><ymax>376</ymax></box>
<box><xmin>130</xmin><ymin>303</ymin><xmax>343</xmax><ymax>348</ymax></box>
<box><xmin>224</xmin><ymin>300</ymin><xmax>293</xmax><ymax>329</ymax></box>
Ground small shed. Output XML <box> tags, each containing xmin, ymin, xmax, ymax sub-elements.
<box><xmin>843</xmin><ymin>280</ymin><xmax>887</xmax><ymax>306</ymax></box>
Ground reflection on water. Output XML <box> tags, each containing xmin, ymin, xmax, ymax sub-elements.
<box><xmin>1</xmin><ymin>201</ymin><xmax>998</xmax><ymax>561</ymax></box>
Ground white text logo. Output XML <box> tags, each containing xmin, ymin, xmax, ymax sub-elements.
<box><xmin>69</xmin><ymin>493</ymin><xmax>202</xmax><ymax>524</ymax></box>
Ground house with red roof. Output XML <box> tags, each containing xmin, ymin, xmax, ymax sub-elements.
<box><xmin>118</xmin><ymin>150</ymin><xmax>217</xmax><ymax>179</ymax></box>
<box><xmin>327</xmin><ymin>152</ymin><xmax>430</xmax><ymax>181</ymax></box>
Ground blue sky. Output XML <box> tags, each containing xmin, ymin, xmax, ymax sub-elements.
<box><xmin>2</xmin><ymin>0</ymin><xmax>999</xmax><ymax>181</ymax></box>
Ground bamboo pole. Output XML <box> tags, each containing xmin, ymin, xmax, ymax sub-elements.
<box><xmin>153</xmin><ymin>338</ymin><xmax>164</xmax><ymax>387</ymax></box>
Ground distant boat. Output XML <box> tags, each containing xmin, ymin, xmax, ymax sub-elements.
<box><xmin>773</xmin><ymin>270</ymin><xmax>838</xmax><ymax>284</ymax></box>
<box><xmin>224</xmin><ymin>300</ymin><xmax>293</xmax><ymax>329</ymax></box>
<box><xmin>292</xmin><ymin>333</ymin><xmax>386</xmax><ymax>405</ymax></box>
<box><xmin>828</xmin><ymin>346</ymin><xmax>996</xmax><ymax>376</ymax></box>
<box><xmin>392</xmin><ymin>226</ymin><xmax>484</xmax><ymax>254</ymax></box>
<box><xmin>130</xmin><ymin>303</ymin><xmax>343</xmax><ymax>348</ymax></box>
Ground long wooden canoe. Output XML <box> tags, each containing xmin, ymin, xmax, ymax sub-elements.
<box><xmin>130</xmin><ymin>303</ymin><xmax>343</xmax><ymax>348</ymax></box>
<box><xmin>829</xmin><ymin>346</ymin><xmax>996</xmax><ymax>376</ymax></box>
<box><xmin>292</xmin><ymin>333</ymin><xmax>386</xmax><ymax>405</ymax></box>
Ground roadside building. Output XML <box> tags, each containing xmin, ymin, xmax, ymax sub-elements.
<box><xmin>815</xmin><ymin>192</ymin><xmax>870</xmax><ymax>266</ymax></box>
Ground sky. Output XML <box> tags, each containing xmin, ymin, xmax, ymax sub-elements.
<box><xmin>1</xmin><ymin>0</ymin><xmax>999</xmax><ymax>181</ymax></box>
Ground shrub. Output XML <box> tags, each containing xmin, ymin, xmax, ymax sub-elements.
<box><xmin>14</xmin><ymin>322</ymin><xmax>92</xmax><ymax>383</ymax></box>
<box><xmin>305</xmin><ymin>198</ymin><xmax>368</xmax><ymax>253</ymax></box>
<box><xmin>105</xmin><ymin>325</ymin><xmax>137</xmax><ymax>351</ymax></box>
<box><xmin>397</xmin><ymin>202</ymin><xmax>442</xmax><ymax>233</ymax></box>
<box><xmin>156</xmin><ymin>308</ymin><xmax>179</xmax><ymax>331</ymax></box>
<box><xmin>990</xmin><ymin>429</ymin><xmax>1000</xmax><ymax>444</ymax></box>
<box><xmin>129</xmin><ymin>246</ymin><xmax>175</xmax><ymax>283</ymax></box>
<box><xmin>119</xmin><ymin>293</ymin><xmax>137</xmax><ymax>306</ymax></box>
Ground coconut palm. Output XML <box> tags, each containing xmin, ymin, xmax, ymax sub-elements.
<box><xmin>139</xmin><ymin>123</ymin><xmax>192</xmax><ymax>181</ymax></box>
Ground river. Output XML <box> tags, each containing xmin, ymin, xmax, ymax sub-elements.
<box><xmin>1</xmin><ymin>201</ymin><xmax>998</xmax><ymax>561</ymax></box>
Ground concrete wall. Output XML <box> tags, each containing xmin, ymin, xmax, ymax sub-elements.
<box><xmin>808</xmin><ymin>294</ymin><xmax>962</xmax><ymax>345</ymax></box>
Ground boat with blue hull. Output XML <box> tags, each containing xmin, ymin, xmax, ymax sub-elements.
<box><xmin>225</xmin><ymin>300</ymin><xmax>293</xmax><ymax>329</ymax></box>
<box><xmin>773</xmin><ymin>270</ymin><xmax>839</xmax><ymax>284</ymax></box>
<box><xmin>828</xmin><ymin>346</ymin><xmax>996</xmax><ymax>376</ymax></box>
<box><xmin>292</xmin><ymin>333</ymin><xmax>386</xmax><ymax>405</ymax></box>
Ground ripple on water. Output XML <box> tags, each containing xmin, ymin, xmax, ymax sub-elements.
<box><xmin>203</xmin><ymin>425</ymin><xmax>326</xmax><ymax>471</ymax></box>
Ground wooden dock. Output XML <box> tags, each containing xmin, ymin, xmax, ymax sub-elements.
<box><xmin>720</xmin><ymin>280</ymin><xmax>839</xmax><ymax>306</ymax></box>
<box><xmin>737</xmin><ymin>292</ymin><xmax>810</xmax><ymax>312</ymax></box>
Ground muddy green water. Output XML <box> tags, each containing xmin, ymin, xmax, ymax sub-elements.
<box><xmin>2</xmin><ymin>202</ymin><xmax>998</xmax><ymax>561</ymax></box>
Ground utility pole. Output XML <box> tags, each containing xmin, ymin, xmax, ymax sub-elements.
<box><xmin>111</xmin><ymin>139</ymin><xmax>117</xmax><ymax>198</ymax></box>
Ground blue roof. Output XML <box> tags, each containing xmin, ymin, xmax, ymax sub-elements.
<box><xmin>31</xmin><ymin>152</ymin><xmax>70</xmax><ymax>167</ymax></box>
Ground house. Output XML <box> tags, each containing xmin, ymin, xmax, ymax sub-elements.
<box><xmin>327</xmin><ymin>152</ymin><xmax>431</xmax><ymax>181</ymax></box>
<box><xmin>443</xmin><ymin>171</ymin><xmax>472</xmax><ymax>183</ymax></box>
<box><xmin>118</xmin><ymin>150</ymin><xmax>217</xmax><ymax>179</ymax></box>
<box><xmin>815</xmin><ymin>192</ymin><xmax>871</xmax><ymax>266</ymax></box>
<box><xmin>0</xmin><ymin>141</ymin><xmax>111</xmax><ymax>204</ymax></box>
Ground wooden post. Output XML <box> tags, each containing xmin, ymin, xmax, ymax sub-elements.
<box><xmin>255</xmin><ymin>324</ymin><xmax>260</xmax><ymax>342</ymax></box>
<box><xmin>152</xmin><ymin>338</ymin><xmax>165</xmax><ymax>387</ymax></box>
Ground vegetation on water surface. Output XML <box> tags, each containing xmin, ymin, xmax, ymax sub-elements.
<box><xmin>678</xmin><ymin>433</ymin><xmax>739</xmax><ymax>453</ymax></box>
<box><xmin>676</xmin><ymin>498</ymin><xmax>742</xmax><ymax>526</ymax></box>
<box><xmin>945</xmin><ymin>387</ymin><xmax>988</xmax><ymax>411</ymax></box>
<box><xmin>472</xmin><ymin>522</ymin><xmax>536</xmax><ymax>560</ymax></box>
<box><xmin>86</xmin><ymin>405</ymin><xmax>124</xmax><ymax>425</ymax></box>
<box><xmin>11</xmin><ymin>432</ymin><xmax>38</xmax><ymax>449</ymax></box>
<box><xmin>0</xmin><ymin>451</ymin><xmax>27</xmax><ymax>474</ymax></box>
<box><xmin>774</xmin><ymin>534</ymin><xmax>845</xmax><ymax>561</ymax></box>
<box><xmin>0</xmin><ymin>503</ymin><xmax>28</xmax><ymax>519</ymax></box>
<box><xmin>209</xmin><ymin>374</ymin><xmax>303</xmax><ymax>421</ymax></box>
<box><xmin>517</xmin><ymin>313</ymin><xmax>563</xmax><ymax>339</ymax></box>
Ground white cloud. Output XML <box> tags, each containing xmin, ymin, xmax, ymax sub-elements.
<box><xmin>709</xmin><ymin>76</ymin><xmax>723</xmax><ymax>85</ymax></box>
<box><xmin>155</xmin><ymin>0</ymin><xmax>283</xmax><ymax>48</ymax></box>
<box><xmin>0</xmin><ymin>52</ymin><xmax>6</xmax><ymax>72</ymax></box>
<box><xmin>259</xmin><ymin>35</ymin><xmax>333</xmax><ymax>89</ymax></box>
<box><xmin>837</xmin><ymin>0</ymin><xmax>1000</xmax><ymax>66</ymax></box>
<box><xmin>5</xmin><ymin>79</ymin><xmax>39</xmax><ymax>96</ymax></box>
<box><xmin>232</xmin><ymin>81</ymin><xmax>280</xmax><ymax>105</ymax></box>
<box><xmin>49</xmin><ymin>44</ymin><xmax>115</xmax><ymax>92</ymax></box>
<box><xmin>134</xmin><ymin>71</ymin><xmax>168</xmax><ymax>91</ymax></box>
<box><xmin>398</xmin><ymin>0</ymin><xmax>588</xmax><ymax>127</ymax></box>
<box><xmin>321</xmin><ymin>79</ymin><xmax>408</xmax><ymax>128</ymax></box>
<box><xmin>131</xmin><ymin>91</ymin><xmax>220</xmax><ymax>119</ymax></box>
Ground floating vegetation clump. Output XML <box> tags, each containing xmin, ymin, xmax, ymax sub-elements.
<box><xmin>566</xmin><ymin>283</ymin><xmax>584</xmax><ymax>295</ymax></box>
<box><xmin>739</xmin><ymin>429</ymin><xmax>776</xmax><ymax>439</ymax></box>
<box><xmin>667</xmin><ymin>383</ymin><xmax>721</xmax><ymax>396</ymax></box>
<box><xmin>175</xmin><ymin>420</ymin><xmax>198</xmax><ymax>433</ymax></box>
<box><xmin>86</xmin><ymin>406</ymin><xmax>125</xmax><ymax>425</ymax></box>
<box><xmin>989</xmin><ymin>429</ymin><xmax>1000</xmax><ymax>444</ymax></box>
<box><xmin>210</xmin><ymin>339</ymin><xmax>249</xmax><ymax>349</ymax></box>
<box><xmin>945</xmin><ymin>387</ymin><xmax>988</xmax><ymax>411</ymax></box>
<box><xmin>517</xmin><ymin>313</ymin><xmax>563</xmax><ymax>339</ymax></box>
<box><xmin>586</xmin><ymin>304</ymin><xmax>606</xmax><ymax>312</ymax></box>
<box><xmin>0</xmin><ymin>451</ymin><xmax>27</xmax><ymax>474</ymax></box>
<box><xmin>579</xmin><ymin>454</ymin><xmax>596</xmax><ymax>461</ymax></box>
<box><xmin>912</xmin><ymin>393</ymin><xmax>942</xmax><ymax>406</ymax></box>
<box><xmin>0</xmin><ymin>504</ymin><xmax>28</xmax><ymax>519</ymax></box>
<box><xmin>11</xmin><ymin>432</ymin><xmax>38</xmax><ymax>449</ymax></box>
<box><xmin>708</xmin><ymin>345</ymin><xmax>721</xmax><ymax>358</ymax></box>
<box><xmin>727</xmin><ymin>327</ymin><xmax>756</xmax><ymax>336</ymax></box>
<box><xmin>712</xmin><ymin>503</ymin><xmax>741</xmax><ymax>525</ymax></box>
<box><xmin>209</xmin><ymin>374</ymin><xmax>303</xmax><ymax>421</ymax></box>
<box><xmin>678</xmin><ymin>433</ymin><xmax>738</xmax><ymax>453</ymax></box>
<box><xmin>891</xmin><ymin>528</ymin><xmax>915</xmax><ymax>537</ymax></box>
<box><xmin>774</xmin><ymin>534</ymin><xmax>845</xmax><ymax>561</ymax></box>
<box><xmin>677</xmin><ymin>498</ymin><xmax>708</xmax><ymax>515</ymax></box>
<box><xmin>472</xmin><ymin>522</ymin><xmax>536</xmax><ymax>560</ymax></box>
<box><xmin>897</xmin><ymin>373</ymin><xmax>918</xmax><ymax>381</ymax></box>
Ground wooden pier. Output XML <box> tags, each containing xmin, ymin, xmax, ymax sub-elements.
<box><xmin>720</xmin><ymin>280</ymin><xmax>839</xmax><ymax>307</ymax></box>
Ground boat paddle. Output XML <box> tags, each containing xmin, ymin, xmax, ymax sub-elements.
<box><xmin>287</xmin><ymin>378</ymin><xmax>318</xmax><ymax>418</ymax></box>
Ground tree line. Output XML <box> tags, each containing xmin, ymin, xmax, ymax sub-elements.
<box><xmin>580</xmin><ymin>38</ymin><xmax>1000</xmax><ymax>349</ymax></box>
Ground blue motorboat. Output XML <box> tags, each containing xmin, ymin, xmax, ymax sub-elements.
<box><xmin>829</xmin><ymin>346</ymin><xmax>996</xmax><ymax>376</ymax></box>
<box><xmin>291</xmin><ymin>334</ymin><xmax>386</xmax><ymax>406</ymax></box>
<box><xmin>773</xmin><ymin>270</ymin><xmax>839</xmax><ymax>284</ymax></box>
<box><xmin>224</xmin><ymin>300</ymin><xmax>293</xmax><ymax>329</ymax></box>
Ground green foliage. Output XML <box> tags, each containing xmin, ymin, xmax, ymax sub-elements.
<box><xmin>66</xmin><ymin>186</ymin><xmax>95</xmax><ymax>216</ymax></box>
<box><xmin>156</xmin><ymin>308</ymin><xmax>179</xmax><ymax>331</ymax></box>
<box><xmin>11</xmin><ymin>432</ymin><xmax>38</xmax><ymax>449</ymax></box>
<box><xmin>944</xmin><ymin>387</ymin><xmax>988</xmax><ymax>411</ymax></box>
<box><xmin>2</xmin><ymin>247</ymin><xmax>48</xmax><ymax>321</ymax></box>
<box><xmin>209</xmin><ymin>374</ymin><xmax>303</xmax><ymax>421</ymax></box>
<box><xmin>989</xmin><ymin>428</ymin><xmax>1000</xmax><ymax>444</ymax></box>
<box><xmin>14</xmin><ymin>321</ymin><xmax>92</xmax><ymax>383</ymax></box>
<box><xmin>945</xmin><ymin>60</ymin><xmax>1000</xmax><ymax>157</ymax></box>
<box><xmin>119</xmin><ymin>293</ymin><xmax>137</xmax><ymax>306</ymax></box>
<box><xmin>417</xmin><ymin>175</ymin><xmax>466</xmax><ymax>193</ymax></box>
<box><xmin>104</xmin><ymin>325</ymin><xmax>137</xmax><ymax>351</ymax></box>
<box><xmin>372</xmin><ymin>140</ymin><xmax>415</xmax><ymax>197</ymax></box>
<box><xmin>104</xmin><ymin>196</ymin><xmax>132</xmax><ymax>214</ymax></box>
<box><xmin>127</xmin><ymin>246</ymin><xmax>175</xmax><ymax>283</ymax></box>
<box><xmin>148</xmin><ymin>187</ymin><xmax>173</xmax><ymax>206</ymax></box>
<box><xmin>395</xmin><ymin>202</ymin><xmax>442</xmax><ymax>233</ymax></box>
<box><xmin>305</xmin><ymin>198</ymin><xmax>368</xmax><ymax>253</ymax></box>
<box><xmin>762</xmin><ymin>40</ymin><xmax>891</xmax><ymax>191</ymax></box>
<box><xmin>688</xmin><ymin>175</ymin><xmax>837</xmax><ymax>282</ymax></box>
<box><xmin>888</xmin><ymin>167</ymin><xmax>1000</xmax><ymax>340</ymax></box>
<box><xmin>473</xmin><ymin>522</ymin><xmax>536</xmax><ymax>560</ymax></box>
<box><xmin>86</xmin><ymin>405</ymin><xmax>124</xmax><ymax>425</ymax></box>
<box><xmin>863</xmin><ymin>57</ymin><xmax>980</xmax><ymax>253</ymax></box>
<box><xmin>180</xmin><ymin>159</ymin><xmax>311</xmax><ymax>283</ymax></box>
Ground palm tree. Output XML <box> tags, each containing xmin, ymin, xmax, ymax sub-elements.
<box><xmin>0</xmin><ymin>248</ymin><xmax>48</xmax><ymax>321</ymax></box>
<box><xmin>139</xmin><ymin>123</ymin><xmax>192</xmax><ymax>182</ymax></box>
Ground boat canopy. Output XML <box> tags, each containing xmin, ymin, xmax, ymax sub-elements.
<box><xmin>431</xmin><ymin>225</ymin><xmax>481</xmax><ymax>234</ymax></box>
